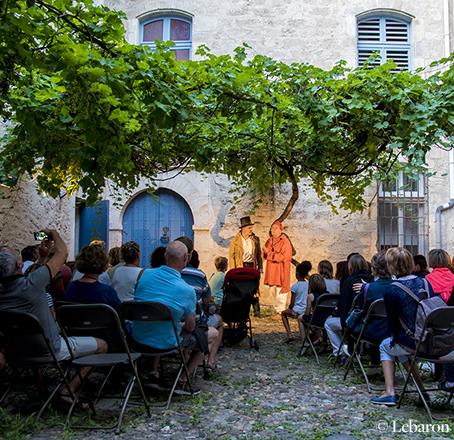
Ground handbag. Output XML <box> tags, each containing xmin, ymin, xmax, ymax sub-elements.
<box><xmin>345</xmin><ymin>283</ymin><xmax>369</xmax><ymax>331</ymax></box>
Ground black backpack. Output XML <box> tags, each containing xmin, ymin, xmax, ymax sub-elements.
<box><xmin>394</xmin><ymin>280</ymin><xmax>454</xmax><ymax>357</ymax></box>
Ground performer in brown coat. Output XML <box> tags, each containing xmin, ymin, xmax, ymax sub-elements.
<box><xmin>229</xmin><ymin>216</ymin><xmax>262</xmax><ymax>271</ymax></box>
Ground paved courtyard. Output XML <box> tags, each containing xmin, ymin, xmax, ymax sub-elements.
<box><xmin>28</xmin><ymin>315</ymin><xmax>453</xmax><ymax>440</ymax></box>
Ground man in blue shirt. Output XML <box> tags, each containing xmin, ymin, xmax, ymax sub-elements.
<box><xmin>133</xmin><ymin>240</ymin><xmax>216</xmax><ymax>394</ymax></box>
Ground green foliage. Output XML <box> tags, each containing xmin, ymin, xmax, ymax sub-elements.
<box><xmin>0</xmin><ymin>1</ymin><xmax>453</xmax><ymax>216</ymax></box>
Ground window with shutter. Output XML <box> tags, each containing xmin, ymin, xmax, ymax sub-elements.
<box><xmin>357</xmin><ymin>13</ymin><xmax>425</xmax><ymax>253</ymax></box>
<box><xmin>357</xmin><ymin>15</ymin><xmax>411</xmax><ymax>71</ymax></box>
<box><xmin>140</xmin><ymin>16</ymin><xmax>192</xmax><ymax>61</ymax></box>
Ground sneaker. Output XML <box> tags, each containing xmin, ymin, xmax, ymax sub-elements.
<box><xmin>339</xmin><ymin>354</ymin><xmax>350</xmax><ymax>367</ymax></box>
<box><xmin>438</xmin><ymin>381</ymin><xmax>454</xmax><ymax>392</ymax></box>
<box><xmin>173</xmin><ymin>383</ymin><xmax>201</xmax><ymax>396</ymax></box>
<box><xmin>371</xmin><ymin>395</ymin><xmax>397</xmax><ymax>406</ymax></box>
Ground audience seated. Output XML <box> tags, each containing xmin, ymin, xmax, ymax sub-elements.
<box><xmin>335</xmin><ymin>260</ymin><xmax>349</xmax><ymax>288</ymax></box>
<box><xmin>208</xmin><ymin>256</ymin><xmax>228</xmax><ymax>306</ymax></box>
<box><xmin>318</xmin><ymin>260</ymin><xmax>339</xmax><ymax>294</ymax></box>
<box><xmin>150</xmin><ymin>246</ymin><xmax>166</xmax><ymax>268</ymax></box>
<box><xmin>412</xmin><ymin>254</ymin><xmax>430</xmax><ymax>278</ymax></box>
<box><xmin>325</xmin><ymin>254</ymin><xmax>373</xmax><ymax>363</ymax></box>
<box><xmin>305</xmin><ymin>273</ymin><xmax>327</xmax><ymax>316</ymax></box>
<box><xmin>350</xmin><ymin>251</ymin><xmax>391</xmax><ymax>343</ymax></box>
<box><xmin>65</xmin><ymin>244</ymin><xmax>121</xmax><ymax>310</ymax></box>
<box><xmin>72</xmin><ymin>240</ymin><xmax>112</xmax><ymax>285</ymax></box>
<box><xmin>0</xmin><ymin>231</ymin><xmax>107</xmax><ymax>404</ymax></box>
<box><xmin>371</xmin><ymin>247</ymin><xmax>434</xmax><ymax>406</ymax></box>
<box><xmin>108</xmin><ymin>246</ymin><xmax>121</xmax><ymax>268</ymax></box>
<box><xmin>21</xmin><ymin>245</ymin><xmax>38</xmax><ymax>274</ymax></box>
<box><xmin>178</xmin><ymin>238</ymin><xmax>223</xmax><ymax>371</ymax></box>
<box><xmin>110</xmin><ymin>241</ymin><xmax>142</xmax><ymax>302</ymax></box>
<box><xmin>426</xmin><ymin>249</ymin><xmax>454</xmax><ymax>303</ymax></box>
<box><xmin>281</xmin><ymin>261</ymin><xmax>311</xmax><ymax>343</ymax></box>
<box><xmin>132</xmin><ymin>240</ymin><xmax>214</xmax><ymax>395</ymax></box>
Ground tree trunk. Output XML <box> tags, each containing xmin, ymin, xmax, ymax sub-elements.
<box><xmin>275</xmin><ymin>167</ymin><xmax>299</xmax><ymax>223</ymax></box>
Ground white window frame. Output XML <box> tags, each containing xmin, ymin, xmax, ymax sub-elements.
<box><xmin>140</xmin><ymin>16</ymin><xmax>192</xmax><ymax>59</ymax></box>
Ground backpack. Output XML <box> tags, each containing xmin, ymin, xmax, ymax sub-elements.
<box><xmin>393</xmin><ymin>280</ymin><xmax>454</xmax><ymax>357</ymax></box>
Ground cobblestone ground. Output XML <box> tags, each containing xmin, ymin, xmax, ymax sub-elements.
<box><xmin>35</xmin><ymin>316</ymin><xmax>453</xmax><ymax>440</ymax></box>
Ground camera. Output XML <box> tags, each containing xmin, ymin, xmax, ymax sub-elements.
<box><xmin>33</xmin><ymin>231</ymin><xmax>49</xmax><ymax>241</ymax></box>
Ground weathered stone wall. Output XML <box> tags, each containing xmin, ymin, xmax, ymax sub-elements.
<box><xmin>0</xmin><ymin>178</ymin><xmax>75</xmax><ymax>257</ymax></box>
<box><xmin>105</xmin><ymin>0</ymin><xmax>446</xmax><ymax>69</ymax></box>
<box><xmin>0</xmin><ymin>0</ymin><xmax>452</xmax><ymax>299</ymax></box>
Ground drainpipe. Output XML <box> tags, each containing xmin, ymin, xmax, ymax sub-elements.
<box><xmin>434</xmin><ymin>0</ymin><xmax>454</xmax><ymax>250</ymax></box>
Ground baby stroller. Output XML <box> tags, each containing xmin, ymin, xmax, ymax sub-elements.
<box><xmin>220</xmin><ymin>268</ymin><xmax>260</xmax><ymax>350</ymax></box>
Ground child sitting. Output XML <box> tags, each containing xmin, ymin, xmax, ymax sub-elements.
<box><xmin>281</xmin><ymin>261</ymin><xmax>312</xmax><ymax>343</ymax></box>
<box><xmin>209</xmin><ymin>256</ymin><xmax>228</xmax><ymax>306</ymax></box>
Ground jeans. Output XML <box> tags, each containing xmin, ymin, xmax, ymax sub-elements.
<box><xmin>324</xmin><ymin>316</ymin><xmax>348</xmax><ymax>356</ymax></box>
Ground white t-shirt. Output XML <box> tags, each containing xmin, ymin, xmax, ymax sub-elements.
<box><xmin>325</xmin><ymin>278</ymin><xmax>340</xmax><ymax>294</ymax></box>
<box><xmin>111</xmin><ymin>266</ymin><xmax>143</xmax><ymax>302</ymax></box>
<box><xmin>291</xmin><ymin>280</ymin><xmax>309</xmax><ymax>315</ymax></box>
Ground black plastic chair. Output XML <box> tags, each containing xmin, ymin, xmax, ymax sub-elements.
<box><xmin>56</xmin><ymin>303</ymin><xmax>150</xmax><ymax>434</ymax></box>
<box><xmin>120</xmin><ymin>301</ymin><xmax>196</xmax><ymax>409</ymax></box>
<box><xmin>299</xmin><ymin>293</ymin><xmax>340</xmax><ymax>364</ymax></box>
<box><xmin>397</xmin><ymin>307</ymin><xmax>454</xmax><ymax>422</ymax></box>
<box><xmin>0</xmin><ymin>310</ymin><xmax>74</xmax><ymax>418</ymax></box>
<box><xmin>343</xmin><ymin>299</ymin><xmax>387</xmax><ymax>392</ymax></box>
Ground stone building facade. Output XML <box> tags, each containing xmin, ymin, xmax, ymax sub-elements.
<box><xmin>1</xmin><ymin>0</ymin><xmax>453</xmax><ymax>302</ymax></box>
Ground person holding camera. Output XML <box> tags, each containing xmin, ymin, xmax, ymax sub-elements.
<box><xmin>0</xmin><ymin>230</ymin><xmax>108</xmax><ymax>405</ymax></box>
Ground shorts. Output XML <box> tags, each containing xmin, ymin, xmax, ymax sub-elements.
<box><xmin>56</xmin><ymin>336</ymin><xmax>98</xmax><ymax>361</ymax></box>
<box><xmin>207</xmin><ymin>314</ymin><xmax>222</xmax><ymax>329</ymax></box>
<box><xmin>379</xmin><ymin>337</ymin><xmax>411</xmax><ymax>363</ymax></box>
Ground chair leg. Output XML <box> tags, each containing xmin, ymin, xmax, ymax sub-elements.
<box><xmin>408</xmin><ymin>368</ymin><xmax>433</xmax><ymax>423</ymax></box>
<box><xmin>305</xmin><ymin>330</ymin><xmax>320</xmax><ymax>365</ymax></box>
<box><xmin>355</xmin><ymin>353</ymin><xmax>372</xmax><ymax>394</ymax></box>
<box><xmin>343</xmin><ymin>338</ymin><xmax>361</xmax><ymax>381</ymax></box>
<box><xmin>95</xmin><ymin>365</ymin><xmax>116</xmax><ymax>403</ymax></box>
<box><xmin>116</xmin><ymin>376</ymin><xmax>136</xmax><ymax>435</ymax></box>
<box><xmin>397</xmin><ymin>355</ymin><xmax>418</xmax><ymax>409</ymax></box>
<box><xmin>166</xmin><ymin>363</ymin><xmax>184</xmax><ymax>410</ymax></box>
<box><xmin>299</xmin><ymin>327</ymin><xmax>310</xmax><ymax>357</ymax></box>
<box><xmin>131</xmin><ymin>363</ymin><xmax>150</xmax><ymax>418</ymax></box>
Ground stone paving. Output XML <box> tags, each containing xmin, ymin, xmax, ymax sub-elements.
<box><xmin>36</xmin><ymin>316</ymin><xmax>454</xmax><ymax>440</ymax></box>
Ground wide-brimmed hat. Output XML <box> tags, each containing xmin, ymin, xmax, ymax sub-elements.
<box><xmin>240</xmin><ymin>216</ymin><xmax>255</xmax><ymax>228</ymax></box>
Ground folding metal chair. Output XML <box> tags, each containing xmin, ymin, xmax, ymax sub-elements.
<box><xmin>0</xmin><ymin>310</ymin><xmax>74</xmax><ymax>418</ymax></box>
<box><xmin>343</xmin><ymin>299</ymin><xmax>387</xmax><ymax>392</ymax></box>
<box><xmin>333</xmin><ymin>293</ymin><xmax>363</xmax><ymax>367</ymax></box>
<box><xmin>120</xmin><ymin>300</ymin><xmax>197</xmax><ymax>409</ymax></box>
<box><xmin>397</xmin><ymin>307</ymin><xmax>454</xmax><ymax>422</ymax></box>
<box><xmin>299</xmin><ymin>293</ymin><xmax>339</xmax><ymax>364</ymax></box>
<box><xmin>56</xmin><ymin>303</ymin><xmax>150</xmax><ymax>434</ymax></box>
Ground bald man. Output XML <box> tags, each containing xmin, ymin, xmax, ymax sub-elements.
<box><xmin>133</xmin><ymin>240</ymin><xmax>218</xmax><ymax>395</ymax></box>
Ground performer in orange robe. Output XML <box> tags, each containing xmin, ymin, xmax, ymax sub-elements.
<box><xmin>263</xmin><ymin>221</ymin><xmax>293</xmax><ymax>308</ymax></box>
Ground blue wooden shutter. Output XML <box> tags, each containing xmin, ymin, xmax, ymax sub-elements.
<box><xmin>78</xmin><ymin>200</ymin><xmax>109</xmax><ymax>250</ymax></box>
<box><xmin>357</xmin><ymin>16</ymin><xmax>411</xmax><ymax>71</ymax></box>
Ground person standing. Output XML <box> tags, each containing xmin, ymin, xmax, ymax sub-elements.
<box><xmin>229</xmin><ymin>216</ymin><xmax>262</xmax><ymax>315</ymax></box>
<box><xmin>229</xmin><ymin>216</ymin><xmax>262</xmax><ymax>270</ymax></box>
<box><xmin>263</xmin><ymin>220</ymin><xmax>293</xmax><ymax>313</ymax></box>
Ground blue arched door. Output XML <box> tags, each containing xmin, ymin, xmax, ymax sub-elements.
<box><xmin>122</xmin><ymin>189</ymin><xmax>194</xmax><ymax>267</ymax></box>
